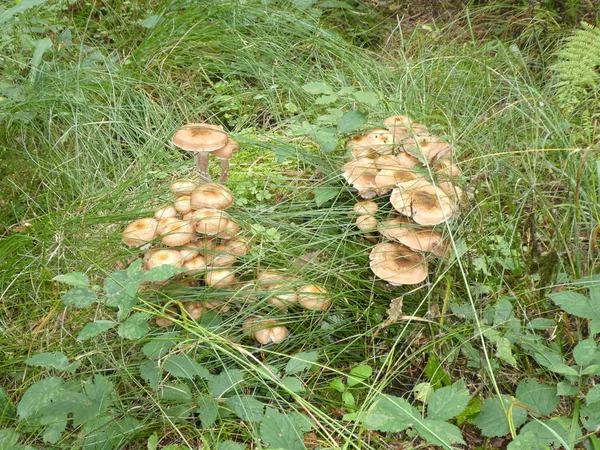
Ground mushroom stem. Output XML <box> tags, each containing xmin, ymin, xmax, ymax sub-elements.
<box><xmin>195</xmin><ymin>152</ymin><xmax>211</xmax><ymax>183</ymax></box>
<box><xmin>218</xmin><ymin>158</ymin><xmax>230</xmax><ymax>182</ymax></box>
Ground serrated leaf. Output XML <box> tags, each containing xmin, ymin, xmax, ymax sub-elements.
<box><xmin>77</xmin><ymin>320</ymin><xmax>116</xmax><ymax>341</ymax></box>
<box><xmin>586</xmin><ymin>385</ymin><xmax>600</xmax><ymax>405</ymax></box>
<box><xmin>531</xmin><ymin>347</ymin><xmax>578</xmax><ymax>377</ymax></box>
<box><xmin>160</xmin><ymin>383</ymin><xmax>192</xmax><ymax>403</ymax></box>
<box><xmin>414</xmin><ymin>418</ymin><xmax>466</xmax><ymax>447</ymax></box>
<box><xmin>590</xmin><ymin>319</ymin><xmax>600</xmax><ymax>335</ymax></box>
<box><xmin>427</xmin><ymin>382</ymin><xmax>471</xmax><ymax>421</ymax></box>
<box><xmin>118</xmin><ymin>312</ymin><xmax>151</xmax><ymax>340</ymax></box>
<box><xmin>41</xmin><ymin>415</ymin><xmax>67</xmax><ymax>444</ymax></box>
<box><xmin>208</xmin><ymin>370</ymin><xmax>244</xmax><ymax>398</ymax></box>
<box><xmin>353</xmin><ymin>90</ymin><xmax>379</xmax><ymax>106</ymax></box>
<box><xmin>573</xmin><ymin>338</ymin><xmax>598</xmax><ymax>367</ymax></box>
<box><xmin>142</xmin><ymin>264</ymin><xmax>186</xmax><ymax>282</ymax></box>
<box><xmin>281</xmin><ymin>376</ymin><xmax>305</xmax><ymax>393</ymax></box>
<box><xmin>581</xmin><ymin>402</ymin><xmax>600</xmax><ymax>432</ymax></box>
<box><xmin>548</xmin><ymin>291</ymin><xmax>600</xmax><ymax>319</ymax></box>
<box><xmin>557</xmin><ymin>381</ymin><xmax>579</xmax><ymax>397</ymax></box>
<box><xmin>337</xmin><ymin>110</ymin><xmax>366</xmax><ymax>134</ymax></box>
<box><xmin>104</xmin><ymin>265</ymin><xmax>143</xmax><ymax>318</ymax></box>
<box><xmin>217</xmin><ymin>441</ymin><xmax>246</xmax><ymax>450</ymax></box>
<box><xmin>62</xmin><ymin>287</ymin><xmax>98</xmax><ymax>308</ymax></box>
<box><xmin>25</xmin><ymin>352</ymin><xmax>70</xmax><ymax>371</ymax></box>
<box><xmin>495</xmin><ymin>336</ymin><xmax>518</xmax><ymax>367</ymax></box>
<box><xmin>362</xmin><ymin>394</ymin><xmax>420</xmax><ymax>432</ymax></box>
<box><xmin>313</xmin><ymin>187</ymin><xmax>341</xmax><ymax>206</ymax></box>
<box><xmin>413</xmin><ymin>382</ymin><xmax>434</xmax><ymax>403</ymax></box>
<box><xmin>163</xmin><ymin>355</ymin><xmax>209</xmax><ymax>380</ymax></box>
<box><xmin>347</xmin><ymin>365</ymin><xmax>372</xmax><ymax>387</ymax></box>
<box><xmin>17</xmin><ymin>377</ymin><xmax>64</xmax><ymax>420</ymax></box>
<box><xmin>424</xmin><ymin>353</ymin><xmax>451</xmax><ymax>388</ymax></box>
<box><xmin>140</xmin><ymin>361</ymin><xmax>161</xmax><ymax>391</ymax></box>
<box><xmin>516</xmin><ymin>379</ymin><xmax>559</xmax><ymax>417</ymax></box>
<box><xmin>225</xmin><ymin>395</ymin><xmax>264</xmax><ymax>422</ymax></box>
<box><xmin>313</xmin><ymin>129</ymin><xmax>338</xmax><ymax>153</ymax></box>
<box><xmin>260</xmin><ymin>407</ymin><xmax>307</xmax><ymax>450</ymax></box>
<box><xmin>53</xmin><ymin>272</ymin><xmax>89</xmax><ymax>288</ymax></box>
<box><xmin>508</xmin><ymin>417</ymin><xmax>572</xmax><ymax>450</ymax></box>
<box><xmin>472</xmin><ymin>395</ymin><xmax>528</xmax><ymax>437</ymax></box>
<box><xmin>302</xmin><ymin>82</ymin><xmax>333</xmax><ymax>95</ymax></box>
<box><xmin>142</xmin><ymin>333</ymin><xmax>178</xmax><ymax>360</ymax></box>
<box><xmin>196</xmin><ymin>394</ymin><xmax>219</xmax><ymax>428</ymax></box>
<box><xmin>314</xmin><ymin>94</ymin><xmax>338</xmax><ymax>105</ymax></box>
<box><xmin>285</xmin><ymin>351</ymin><xmax>318</xmax><ymax>375</ymax></box>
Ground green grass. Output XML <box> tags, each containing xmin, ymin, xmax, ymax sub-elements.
<box><xmin>1</xmin><ymin>0</ymin><xmax>600</xmax><ymax>449</ymax></box>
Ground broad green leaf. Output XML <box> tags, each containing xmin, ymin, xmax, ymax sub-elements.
<box><xmin>53</xmin><ymin>272</ymin><xmax>89</xmax><ymax>288</ymax></box>
<box><xmin>218</xmin><ymin>441</ymin><xmax>246</xmax><ymax>450</ymax></box>
<box><xmin>142</xmin><ymin>264</ymin><xmax>186</xmax><ymax>283</ymax></box>
<box><xmin>142</xmin><ymin>333</ymin><xmax>178</xmax><ymax>360</ymax></box>
<box><xmin>548</xmin><ymin>291</ymin><xmax>600</xmax><ymax>319</ymax></box>
<box><xmin>330</xmin><ymin>378</ymin><xmax>345</xmax><ymax>393</ymax></box>
<box><xmin>347</xmin><ymin>365</ymin><xmax>373</xmax><ymax>387</ymax></box>
<box><xmin>508</xmin><ymin>417</ymin><xmax>573</xmax><ymax>450</ymax></box>
<box><xmin>0</xmin><ymin>387</ymin><xmax>16</xmax><ymax>420</ymax></box>
<box><xmin>455</xmin><ymin>397</ymin><xmax>483</xmax><ymax>425</ymax></box>
<box><xmin>413</xmin><ymin>382</ymin><xmax>434</xmax><ymax>403</ymax></box>
<box><xmin>586</xmin><ymin>385</ymin><xmax>600</xmax><ymax>405</ymax></box>
<box><xmin>353</xmin><ymin>90</ymin><xmax>379</xmax><ymax>106</ymax></box>
<box><xmin>160</xmin><ymin>383</ymin><xmax>192</xmax><ymax>403</ymax></box>
<box><xmin>313</xmin><ymin>187</ymin><xmax>341</xmax><ymax>206</ymax></box>
<box><xmin>302</xmin><ymin>82</ymin><xmax>333</xmax><ymax>95</ymax></box>
<box><xmin>424</xmin><ymin>353</ymin><xmax>451</xmax><ymax>387</ymax></box>
<box><xmin>342</xmin><ymin>391</ymin><xmax>355</xmax><ymax>409</ymax></box>
<box><xmin>118</xmin><ymin>312</ymin><xmax>151</xmax><ymax>340</ymax></box>
<box><xmin>427</xmin><ymin>382</ymin><xmax>470</xmax><ymax>421</ymax></box>
<box><xmin>531</xmin><ymin>346</ymin><xmax>578</xmax><ymax>377</ymax></box>
<box><xmin>493</xmin><ymin>298</ymin><xmax>513</xmax><ymax>324</ymax></box>
<box><xmin>62</xmin><ymin>287</ymin><xmax>98</xmax><ymax>308</ymax></box>
<box><xmin>573</xmin><ymin>338</ymin><xmax>598</xmax><ymax>367</ymax></box>
<box><xmin>208</xmin><ymin>369</ymin><xmax>244</xmax><ymax>398</ymax></box>
<box><xmin>25</xmin><ymin>352</ymin><xmax>70</xmax><ymax>371</ymax></box>
<box><xmin>29</xmin><ymin>37</ymin><xmax>53</xmax><ymax>82</ymax></box>
<box><xmin>140</xmin><ymin>361</ymin><xmax>161</xmax><ymax>391</ymax></box>
<box><xmin>104</xmin><ymin>263</ymin><xmax>144</xmax><ymax>317</ymax></box>
<box><xmin>41</xmin><ymin>414</ymin><xmax>67</xmax><ymax>444</ymax></box>
<box><xmin>0</xmin><ymin>0</ymin><xmax>47</xmax><ymax>25</ymax></box>
<box><xmin>163</xmin><ymin>355</ymin><xmax>209</xmax><ymax>380</ymax></box>
<box><xmin>557</xmin><ymin>381</ymin><xmax>579</xmax><ymax>397</ymax></box>
<box><xmin>285</xmin><ymin>351</ymin><xmax>318</xmax><ymax>375</ymax></box>
<box><xmin>590</xmin><ymin>319</ymin><xmax>600</xmax><ymax>335</ymax></box>
<box><xmin>495</xmin><ymin>336</ymin><xmax>517</xmax><ymax>367</ymax></box>
<box><xmin>314</xmin><ymin>94</ymin><xmax>338</xmax><ymax>105</ymax></box>
<box><xmin>281</xmin><ymin>376</ymin><xmax>305</xmax><ymax>393</ymax></box>
<box><xmin>0</xmin><ymin>428</ymin><xmax>19</xmax><ymax>448</ymax></box>
<box><xmin>17</xmin><ymin>377</ymin><xmax>64</xmax><ymax>420</ymax></box>
<box><xmin>225</xmin><ymin>395</ymin><xmax>264</xmax><ymax>422</ymax></box>
<box><xmin>77</xmin><ymin>320</ymin><xmax>116</xmax><ymax>341</ymax></box>
<box><xmin>361</xmin><ymin>394</ymin><xmax>420</xmax><ymax>432</ymax></box>
<box><xmin>472</xmin><ymin>395</ymin><xmax>528</xmax><ymax>437</ymax></box>
<box><xmin>516</xmin><ymin>379</ymin><xmax>559</xmax><ymax>417</ymax></box>
<box><xmin>337</xmin><ymin>110</ymin><xmax>367</xmax><ymax>134</ymax></box>
<box><xmin>414</xmin><ymin>418</ymin><xmax>466</xmax><ymax>447</ymax></box>
<box><xmin>527</xmin><ymin>318</ymin><xmax>555</xmax><ymax>330</ymax></box>
<box><xmin>313</xmin><ymin>129</ymin><xmax>338</xmax><ymax>153</ymax></box>
<box><xmin>196</xmin><ymin>394</ymin><xmax>219</xmax><ymax>428</ymax></box>
<box><xmin>260</xmin><ymin>407</ymin><xmax>307</xmax><ymax>450</ymax></box>
<box><xmin>581</xmin><ymin>402</ymin><xmax>600</xmax><ymax>432</ymax></box>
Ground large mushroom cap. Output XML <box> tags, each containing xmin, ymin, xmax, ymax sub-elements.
<box><xmin>145</xmin><ymin>249</ymin><xmax>184</xmax><ymax>270</ymax></box>
<box><xmin>369</xmin><ymin>242</ymin><xmax>428</xmax><ymax>286</ymax></box>
<box><xmin>402</xmin><ymin>133</ymin><xmax>452</xmax><ymax>162</ymax></box>
<box><xmin>390</xmin><ymin>179</ymin><xmax>456</xmax><ymax>226</ymax></box>
<box><xmin>379</xmin><ymin>217</ymin><xmax>448</xmax><ymax>257</ymax></box>
<box><xmin>160</xmin><ymin>219</ymin><xmax>196</xmax><ymax>246</ymax></box>
<box><xmin>123</xmin><ymin>218</ymin><xmax>158</xmax><ymax>247</ymax></box>
<box><xmin>170</xmin><ymin>179</ymin><xmax>197</xmax><ymax>195</ymax></box>
<box><xmin>212</xmin><ymin>138</ymin><xmax>240</xmax><ymax>159</ymax></box>
<box><xmin>190</xmin><ymin>183</ymin><xmax>234</xmax><ymax>210</ymax></box>
<box><xmin>298</xmin><ymin>284</ymin><xmax>330</xmax><ymax>310</ymax></box>
<box><xmin>353</xmin><ymin>200</ymin><xmax>379</xmax><ymax>216</ymax></box>
<box><xmin>172</xmin><ymin>123</ymin><xmax>228</xmax><ymax>153</ymax></box>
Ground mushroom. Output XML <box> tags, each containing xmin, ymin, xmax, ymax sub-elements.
<box><xmin>123</xmin><ymin>218</ymin><xmax>158</xmax><ymax>247</ymax></box>
<box><xmin>211</xmin><ymin>138</ymin><xmax>240</xmax><ymax>183</ymax></box>
<box><xmin>257</xmin><ymin>270</ymin><xmax>298</xmax><ymax>308</ymax></box>
<box><xmin>185</xmin><ymin>301</ymin><xmax>204</xmax><ymax>320</ymax></box>
<box><xmin>379</xmin><ymin>217</ymin><xmax>448</xmax><ymax>258</ymax></box>
<box><xmin>170</xmin><ymin>179</ymin><xmax>197</xmax><ymax>196</ymax></box>
<box><xmin>171</xmin><ymin>123</ymin><xmax>229</xmax><ymax>183</ymax></box>
<box><xmin>183</xmin><ymin>255</ymin><xmax>208</xmax><ymax>273</ymax></box>
<box><xmin>390</xmin><ymin>178</ymin><xmax>456</xmax><ymax>226</ymax></box>
<box><xmin>243</xmin><ymin>316</ymin><xmax>288</xmax><ymax>344</ymax></box>
<box><xmin>369</xmin><ymin>242</ymin><xmax>428</xmax><ymax>286</ymax></box>
<box><xmin>174</xmin><ymin>195</ymin><xmax>192</xmax><ymax>214</ymax></box>
<box><xmin>341</xmin><ymin>157</ymin><xmax>379</xmax><ymax>199</ymax></box>
<box><xmin>190</xmin><ymin>183</ymin><xmax>234</xmax><ymax>211</ymax></box>
<box><xmin>157</xmin><ymin>216</ymin><xmax>180</xmax><ymax>235</ymax></box>
<box><xmin>207</xmin><ymin>244</ymin><xmax>238</xmax><ymax>268</ymax></box>
<box><xmin>297</xmin><ymin>284</ymin><xmax>330</xmax><ymax>310</ymax></box>
<box><xmin>160</xmin><ymin>219</ymin><xmax>196</xmax><ymax>246</ymax></box>
<box><xmin>353</xmin><ymin>201</ymin><xmax>379</xmax><ymax>216</ymax></box>
<box><xmin>154</xmin><ymin>205</ymin><xmax>178</xmax><ymax>221</ymax></box>
<box><xmin>194</xmin><ymin>210</ymin><xmax>234</xmax><ymax>236</ymax></box>
<box><xmin>145</xmin><ymin>249</ymin><xmax>184</xmax><ymax>270</ymax></box>
<box><xmin>205</xmin><ymin>268</ymin><xmax>237</xmax><ymax>288</ymax></box>
<box><xmin>402</xmin><ymin>133</ymin><xmax>452</xmax><ymax>162</ymax></box>
<box><xmin>356</xmin><ymin>214</ymin><xmax>378</xmax><ymax>232</ymax></box>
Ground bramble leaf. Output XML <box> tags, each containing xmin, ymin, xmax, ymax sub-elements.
<box><xmin>53</xmin><ymin>272</ymin><xmax>89</xmax><ymax>288</ymax></box>
<box><xmin>142</xmin><ymin>264</ymin><xmax>186</xmax><ymax>282</ymax></box>
<box><xmin>281</xmin><ymin>376</ymin><xmax>305</xmax><ymax>393</ymax></box>
<box><xmin>472</xmin><ymin>395</ymin><xmax>527</xmax><ymax>437</ymax></box>
<box><xmin>260</xmin><ymin>407</ymin><xmax>308</xmax><ymax>450</ymax></box>
<box><xmin>77</xmin><ymin>320</ymin><xmax>116</xmax><ymax>341</ymax></box>
<box><xmin>573</xmin><ymin>338</ymin><xmax>598</xmax><ymax>367</ymax></box>
<box><xmin>353</xmin><ymin>90</ymin><xmax>379</xmax><ymax>106</ymax></box>
<box><xmin>17</xmin><ymin>377</ymin><xmax>64</xmax><ymax>420</ymax></box>
<box><xmin>515</xmin><ymin>379</ymin><xmax>559</xmax><ymax>417</ymax></box>
<box><xmin>427</xmin><ymin>381</ymin><xmax>471</xmax><ymax>421</ymax></box>
<box><xmin>548</xmin><ymin>291</ymin><xmax>600</xmax><ymax>319</ymax></box>
<box><xmin>208</xmin><ymin>370</ymin><xmax>244</xmax><ymax>398</ymax></box>
<box><xmin>225</xmin><ymin>395</ymin><xmax>264</xmax><ymax>422</ymax></box>
<box><xmin>347</xmin><ymin>365</ymin><xmax>372</xmax><ymax>387</ymax></box>
<box><xmin>163</xmin><ymin>355</ymin><xmax>209</xmax><ymax>380</ymax></box>
<box><xmin>196</xmin><ymin>394</ymin><xmax>219</xmax><ymax>428</ymax></box>
<box><xmin>285</xmin><ymin>351</ymin><xmax>318</xmax><ymax>375</ymax></box>
<box><xmin>586</xmin><ymin>385</ymin><xmax>600</xmax><ymax>405</ymax></box>
<box><xmin>61</xmin><ymin>287</ymin><xmax>98</xmax><ymax>308</ymax></box>
<box><xmin>25</xmin><ymin>352</ymin><xmax>70</xmax><ymax>371</ymax></box>
<box><xmin>361</xmin><ymin>394</ymin><xmax>420</xmax><ymax>432</ymax></box>
<box><xmin>302</xmin><ymin>82</ymin><xmax>333</xmax><ymax>95</ymax></box>
<box><xmin>337</xmin><ymin>110</ymin><xmax>366</xmax><ymax>134</ymax></box>
<box><xmin>118</xmin><ymin>312</ymin><xmax>151</xmax><ymax>340</ymax></box>
<box><xmin>414</xmin><ymin>418</ymin><xmax>466</xmax><ymax>447</ymax></box>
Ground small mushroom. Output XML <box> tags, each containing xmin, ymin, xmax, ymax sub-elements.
<box><xmin>205</xmin><ymin>268</ymin><xmax>237</xmax><ymax>288</ymax></box>
<box><xmin>145</xmin><ymin>249</ymin><xmax>184</xmax><ymax>270</ymax></box>
<box><xmin>170</xmin><ymin>179</ymin><xmax>197</xmax><ymax>196</ymax></box>
<box><xmin>211</xmin><ymin>138</ymin><xmax>240</xmax><ymax>183</ymax></box>
<box><xmin>353</xmin><ymin>201</ymin><xmax>379</xmax><ymax>216</ymax></box>
<box><xmin>194</xmin><ymin>210</ymin><xmax>233</xmax><ymax>236</ymax></box>
<box><xmin>257</xmin><ymin>270</ymin><xmax>299</xmax><ymax>308</ymax></box>
<box><xmin>160</xmin><ymin>219</ymin><xmax>196</xmax><ymax>246</ymax></box>
<box><xmin>174</xmin><ymin>195</ymin><xmax>192</xmax><ymax>214</ymax></box>
<box><xmin>390</xmin><ymin>178</ymin><xmax>456</xmax><ymax>226</ymax></box>
<box><xmin>172</xmin><ymin>123</ymin><xmax>229</xmax><ymax>183</ymax></box>
<box><xmin>379</xmin><ymin>217</ymin><xmax>448</xmax><ymax>258</ymax></box>
<box><xmin>369</xmin><ymin>242</ymin><xmax>428</xmax><ymax>286</ymax></box>
<box><xmin>243</xmin><ymin>316</ymin><xmax>288</xmax><ymax>344</ymax></box>
<box><xmin>190</xmin><ymin>183</ymin><xmax>234</xmax><ymax>211</ymax></box>
<box><xmin>157</xmin><ymin>217</ymin><xmax>180</xmax><ymax>235</ymax></box>
<box><xmin>356</xmin><ymin>214</ymin><xmax>378</xmax><ymax>232</ymax></box>
<box><xmin>183</xmin><ymin>255</ymin><xmax>208</xmax><ymax>273</ymax></box>
<box><xmin>185</xmin><ymin>301</ymin><xmax>204</xmax><ymax>320</ymax></box>
<box><xmin>297</xmin><ymin>284</ymin><xmax>330</xmax><ymax>310</ymax></box>
<box><xmin>341</xmin><ymin>157</ymin><xmax>379</xmax><ymax>199</ymax></box>
<box><xmin>154</xmin><ymin>205</ymin><xmax>178</xmax><ymax>220</ymax></box>
<box><xmin>123</xmin><ymin>218</ymin><xmax>158</xmax><ymax>247</ymax></box>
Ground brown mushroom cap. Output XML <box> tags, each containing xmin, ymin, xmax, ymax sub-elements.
<box><xmin>160</xmin><ymin>219</ymin><xmax>196</xmax><ymax>246</ymax></box>
<box><xmin>154</xmin><ymin>205</ymin><xmax>178</xmax><ymax>221</ymax></box>
<box><xmin>353</xmin><ymin>201</ymin><xmax>379</xmax><ymax>216</ymax></box>
<box><xmin>194</xmin><ymin>209</ymin><xmax>233</xmax><ymax>236</ymax></box>
<box><xmin>341</xmin><ymin>157</ymin><xmax>379</xmax><ymax>199</ymax></box>
<box><xmin>257</xmin><ymin>270</ymin><xmax>298</xmax><ymax>308</ymax></box>
<box><xmin>172</xmin><ymin>123</ymin><xmax>228</xmax><ymax>153</ymax></box>
<box><xmin>183</xmin><ymin>255</ymin><xmax>208</xmax><ymax>273</ymax></box>
<box><xmin>243</xmin><ymin>317</ymin><xmax>288</xmax><ymax>344</ymax></box>
<box><xmin>170</xmin><ymin>179</ymin><xmax>197</xmax><ymax>195</ymax></box>
<box><xmin>146</xmin><ymin>249</ymin><xmax>184</xmax><ymax>270</ymax></box>
<box><xmin>378</xmin><ymin>217</ymin><xmax>448</xmax><ymax>257</ymax></box>
<box><xmin>298</xmin><ymin>284</ymin><xmax>330</xmax><ymax>310</ymax></box>
<box><xmin>223</xmin><ymin>236</ymin><xmax>251</xmax><ymax>256</ymax></box>
<box><xmin>123</xmin><ymin>218</ymin><xmax>159</xmax><ymax>247</ymax></box>
<box><xmin>207</xmin><ymin>244</ymin><xmax>238</xmax><ymax>268</ymax></box>
<box><xmin>174</xmin><ymin>195</ymin><xmax>192</xmax><ymax>214</ymax></box>
<box><xmin>369</xmin><ymin>242</ymin><xmax>428</xmax><ymax>285</ymax></box>
<box><xmin>390</xmin><ymin>179</ymin><xmax>456</xmax><ymax>226</ymax></box>
<box><xmin>402</xmin><ymin>133</ymin><xmax>452</xmax><ymax>162</ymax></box>
<box><xmin>157</xmin><ymin>216</ymin><xmax>180</xmax><ymax>235</ymax></box>
<box><xmin>190</xmin><ymin>183</ymin><xmax>234</xmax><ymax>210</ymax></box>
<box><xmin>185</xmin><ymin>301</ymin><xmax>204</xmax><ymax>320</ymax></box>
<box><xmin>356</xmin><ymin>214</ymin><xmax>378</xmax><ymax>232</ymax></box>
<box><xmin>212</xmin><ymin>138</ymin><xmax>240</xmax><ymax>159</ymax></box>
<box><xmin>205</xmin><ymin>268</ymin><xmax>236</xmax><ymax>288</ymax></box>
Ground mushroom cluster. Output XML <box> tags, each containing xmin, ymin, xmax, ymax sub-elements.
<box><xmin>342</xmin><ymin>115</ymin><xmax>463</xmax><ymax>286</ymax></box>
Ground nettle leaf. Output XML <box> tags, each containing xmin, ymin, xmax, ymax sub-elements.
<box><xmin>25</xmin><ymin>352</ymin><xmax>70</xmax><ymax>371</ymax></box>
<box><xmin>337</xmin><ymin>110</ymin><xmax>367</xmax><ymax>134</ymax></box>
<box><xmin>160</xmin><ymin>383</ymin><xmax>192</xmax><ymax>403</ymax></box>
<box><xmin>586</xmin><ymin>385</ymin><xmax>600</xmax><ymax>405</ymax></box>
<box><xmin>225</xmin><ymin>395</ymin><xmax>264</xmax><ymax>422</ymax></box>
<box><xmin>573</xmin><ymin>338</ymin><xmax>598</xmax><ymax>367</ymax></box>
<box><xmin>353</xmin><ymin>90</ymin><xmax>379</xmax><ymax>106</ymax></box>
<box><xmin>118</xmin><ymin>312</ymin><xmax>151</xmax><ymax>340</ymax></box>
<box><xmin>313</xmin><ymin>187</ymin><xmax>341</xmax><ymax>206</ymax></box>
<box><xmin>62</xmin><ymin>287</ymin><xmax>98</xmax><ymax>308</ymax></box>
<box><xmin>163</xmin><ymin>355</ymin><xmax>209</xmax><ymax>380</ymax></box>
<box><xmin>414</xmin><ymin>418</ymin><xmax>466</xmax><ymax>447</ymax></box>
<box><xmin>196</xmin><ymin>394</ymin><xmax>219</xmax><ymax>428</ymax></box>
<box><xmin>347</xmin><ymin>365</ymin><xmax>373</xmax><ymax>387</ymax></box>
<box><xmin>472</xmin><ymin>395</ymin><xmax>528</xmax><ymax>437</ymax></box>
<box><xmin>548</xmin><ymin>291</ymin><xmax>600</xmax><ymax>319</ymax></box>
<box><xmin>142</xmin><ymin>264</ymin><xmax>186</xmax><ymax>283</ymax></box>
<box><xmin>285</xmin><ymin>351</ymin><xmax>318</xmax><ymax>375</ymax></box>
<box><xmin>140</xmin><ymin>361</ymin><xmax>162</xmax><ymax>391</ymax></box>
<box><xmin>142</xmin><ymin>333</ymin><xmax>179</xmax><ymax>360</ymax></box>
<box><xmin>427</xmin><ymin>381</ymin><xmax>470</xmax><ymax>421</ymax></box>
<box><xmin>260</xmin><ymin>407</ymin><xmax>308</xmax><ymax>450</ymax></box>
<box><xmin>281</xmin><ymin>376</ymin><xmax>305</xmax><ymax>393</ymax></box>
<box><xmin>302</xmin><ymin>82</ymin><xmax>333</xmax><ymax>95</ymax></box>
<box><xmin>77</xmin><ymin>320</ymin><xmax>116</xmax><ymax>341</ymax></box>
<box><xmin>104</xmin><ymin>261</ymin><xmax>145</xmax><ymax>317</ymax></box>
<box><xmin>495</xmin><ymin>336</ymin><xmax>518</xmax><ymax>367</ymax></box>
<box><xmin>508</xmin><ymin>417</ymin><xmax>573</xmax><ymax>450</ymax></box>
<box><xmin>208</xmin><ymin>369</ymin><xmax>244</xmax><ymax>398</ymax></box>
<box><xmin>516</xmin><ymin>379</ymin><xmax>559</xmax><ymax>417</ymax></box>
<box><xmin>361</xmin><ymin>394</ymin><xmax>420</xmax><ymax>433</ymax></box>
<box><xmin>53</xmin><ymin>272</ymin><xmax>89</xmax><ymax>288</ymax></box>
<box><xmin>17</xmin><ymin>377</ymin><xmax>64</xmax><ymax>420</ymax></box>
<box><xmin>217</xmin><ymin>441</ymin><xmax>246</xmax><ymax>450</ymax></box>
